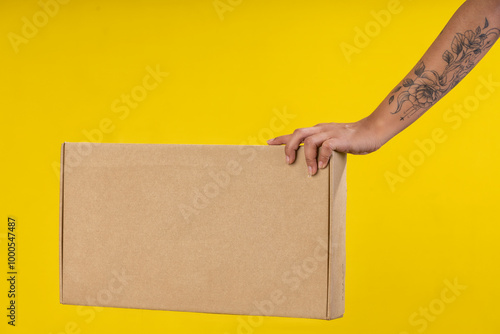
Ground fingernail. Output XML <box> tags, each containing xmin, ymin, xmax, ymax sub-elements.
<box><xmin>308</xmin><ymin>166</ymin><xmax>312</xmax><ymax>177</ymax></box>
<box><xmin>286</xmin><ymin>155</ymin><xmax>290</xmax><ymax>164</ymax></box>
<box><xmin>267</xmin><ymin>138</ymin><xmax>274</xmax><ymax>144</ymax></box>
<box><xmin>318</xmin><ymin>161</ymin><xmax>324</xmax><ymax>169</ymax></box>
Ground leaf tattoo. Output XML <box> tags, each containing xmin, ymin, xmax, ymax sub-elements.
<box><xmin>402</xmin><ymin>78</ymin><xmax>414</xmax><ymax>87</ymax></box>
<box><xmin>388</xmin><ymin>17</ymin><xmax>500</xmax><ymax>121</ymax></box>
<box><xmin>392</xmin><ymin>85</ymin><xmax>402</xmax><ymax>93</ymax></box>
<box><xmin>451</xmin><ymin>35</ymin><xmax>463</xmax><ymax>54</ymax></box>
<box><xmin>442</xmin><ymin>50</ymin><xmax>454</xmax><ymax>64</ymax></box>
<box><xmin>414</xmin><ymin>61</ymin><xmax>425</xmax><ymax>76</ymax></box>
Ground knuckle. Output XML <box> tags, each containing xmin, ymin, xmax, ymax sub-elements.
<box><xmin>284</xmin><ymin>146</ymin><xmax>296</xmax><ymax>157</ymax></box>
<box><xmin>324</xmin><ymin>139</ymin><xmax>336</xmax><ymax>151</ymax></box>
<box><xmin>303</xmin><ymin>137</ymin><xmax>315</xmax><ymax>146</ymax></box>
<box><xmin>305</xmin><ymin>157</ymin><xmax>316</xmax><ymax>164</ymax></box>
<box><xmin>319</xmin><ymin>150</ymin><xmax>331</xmax><ymax>160</ymax></box>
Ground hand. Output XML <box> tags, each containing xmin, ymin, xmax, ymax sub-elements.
<box><xmin>267</xmin><ymin>117</ymin><xmax>386</xmax><ymax>176</ymax></box>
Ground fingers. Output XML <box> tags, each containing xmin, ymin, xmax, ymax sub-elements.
<box><xmin>268</xmin><ymin>127</ymin><xmax>321</xmax><ymax>165</ymax></box>
<box><xmin>267</xmin><ymin>135</ymin><xmax>293</xmax><ymax>164</ymax></box>
<box><xmin>303</xmin><ymin>133</ymin><xmax>330</xmax><ymax>176</ymax></box>
<box><xmin>284</xmin><ymin>127</ymin><xmax>321</xmax><ymax>165</ymax></box>
<box><xmin>267</xmin><ymin>135</ymin><xmax>290</xmax><ymax>146</ymax></box>
<box><xmin>317</xmin><ymin>139</ymin><xmax>337</xmax><ymax>170</ymax></box>
<box><xmin>268</xmin><ymin>125</ymin><xmax>340</xmax><ymax>176</ymax></box>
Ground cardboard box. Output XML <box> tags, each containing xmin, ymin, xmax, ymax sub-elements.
<box><xmin>59</xmin><ymin>142</ymin><xmax>346</xmax><ymax>320</ymax></box>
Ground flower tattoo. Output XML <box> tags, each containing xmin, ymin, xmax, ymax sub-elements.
<box><xmin>389</xmin><ymin>18</ymin><xmax>500</xmax><ymax>120</ymax></box>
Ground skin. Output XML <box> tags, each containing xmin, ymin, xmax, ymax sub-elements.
<box><xmin>267</xmin><ymin>0</ymin><xmax>500</xmax><ymax>176</ymax></box>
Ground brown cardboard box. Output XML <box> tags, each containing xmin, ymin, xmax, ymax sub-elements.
<box><xmin>59</xmin><ymin>142</ymin><xmax>346</xmax><ymax>320</ymax></box>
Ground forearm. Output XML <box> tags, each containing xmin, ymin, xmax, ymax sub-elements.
<box><xmin>368</xmin><ymin>0</ymin><xmax>500</xmax><ymax>145</ymax></box>
<box><xmin>268</xmin><ymin>0</ymin><xmax>500</xmax><ymax>173</ymax></box>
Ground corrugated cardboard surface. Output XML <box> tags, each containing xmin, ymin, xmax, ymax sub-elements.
<box><xmin>60</xmin><ymin>142</ymin><xmax>346</xmax><ymax>319</ymax></box>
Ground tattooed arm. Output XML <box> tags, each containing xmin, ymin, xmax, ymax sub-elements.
<box><xmin>267</xmin><ymin>0</ymin><xmax>500</xmax><ymax>176</ymax></box>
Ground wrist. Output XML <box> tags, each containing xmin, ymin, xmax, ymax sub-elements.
<box><xmin>358</xmin><ymin>112</ymin><xmax>395</xmax><ymax>148</ymax></box>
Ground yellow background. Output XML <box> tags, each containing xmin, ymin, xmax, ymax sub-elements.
<box><xmin>2</xmin><ymin>0</ymin><xmax>499</xmax><ymax>333</ymax></box>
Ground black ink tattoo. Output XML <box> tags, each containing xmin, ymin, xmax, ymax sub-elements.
<box><xmin>389</xmin><ymin>17</ymin><xmax>500</xmax><ymax>120</ymax></box>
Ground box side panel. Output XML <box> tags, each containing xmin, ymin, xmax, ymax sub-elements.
<box><xmin>59</xmin><ymin>142</ymin><xmax>66</xmax><ymax>304</ymax></box>
<box><xmin>61</xmin><ymin>143</ymin><xmax>331</xmax><ymax>319</ymax></box>
<box><xmin>327</xmin><ymin>152</ymin><xmax>347</xmax><ymax>319</ymax></box>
